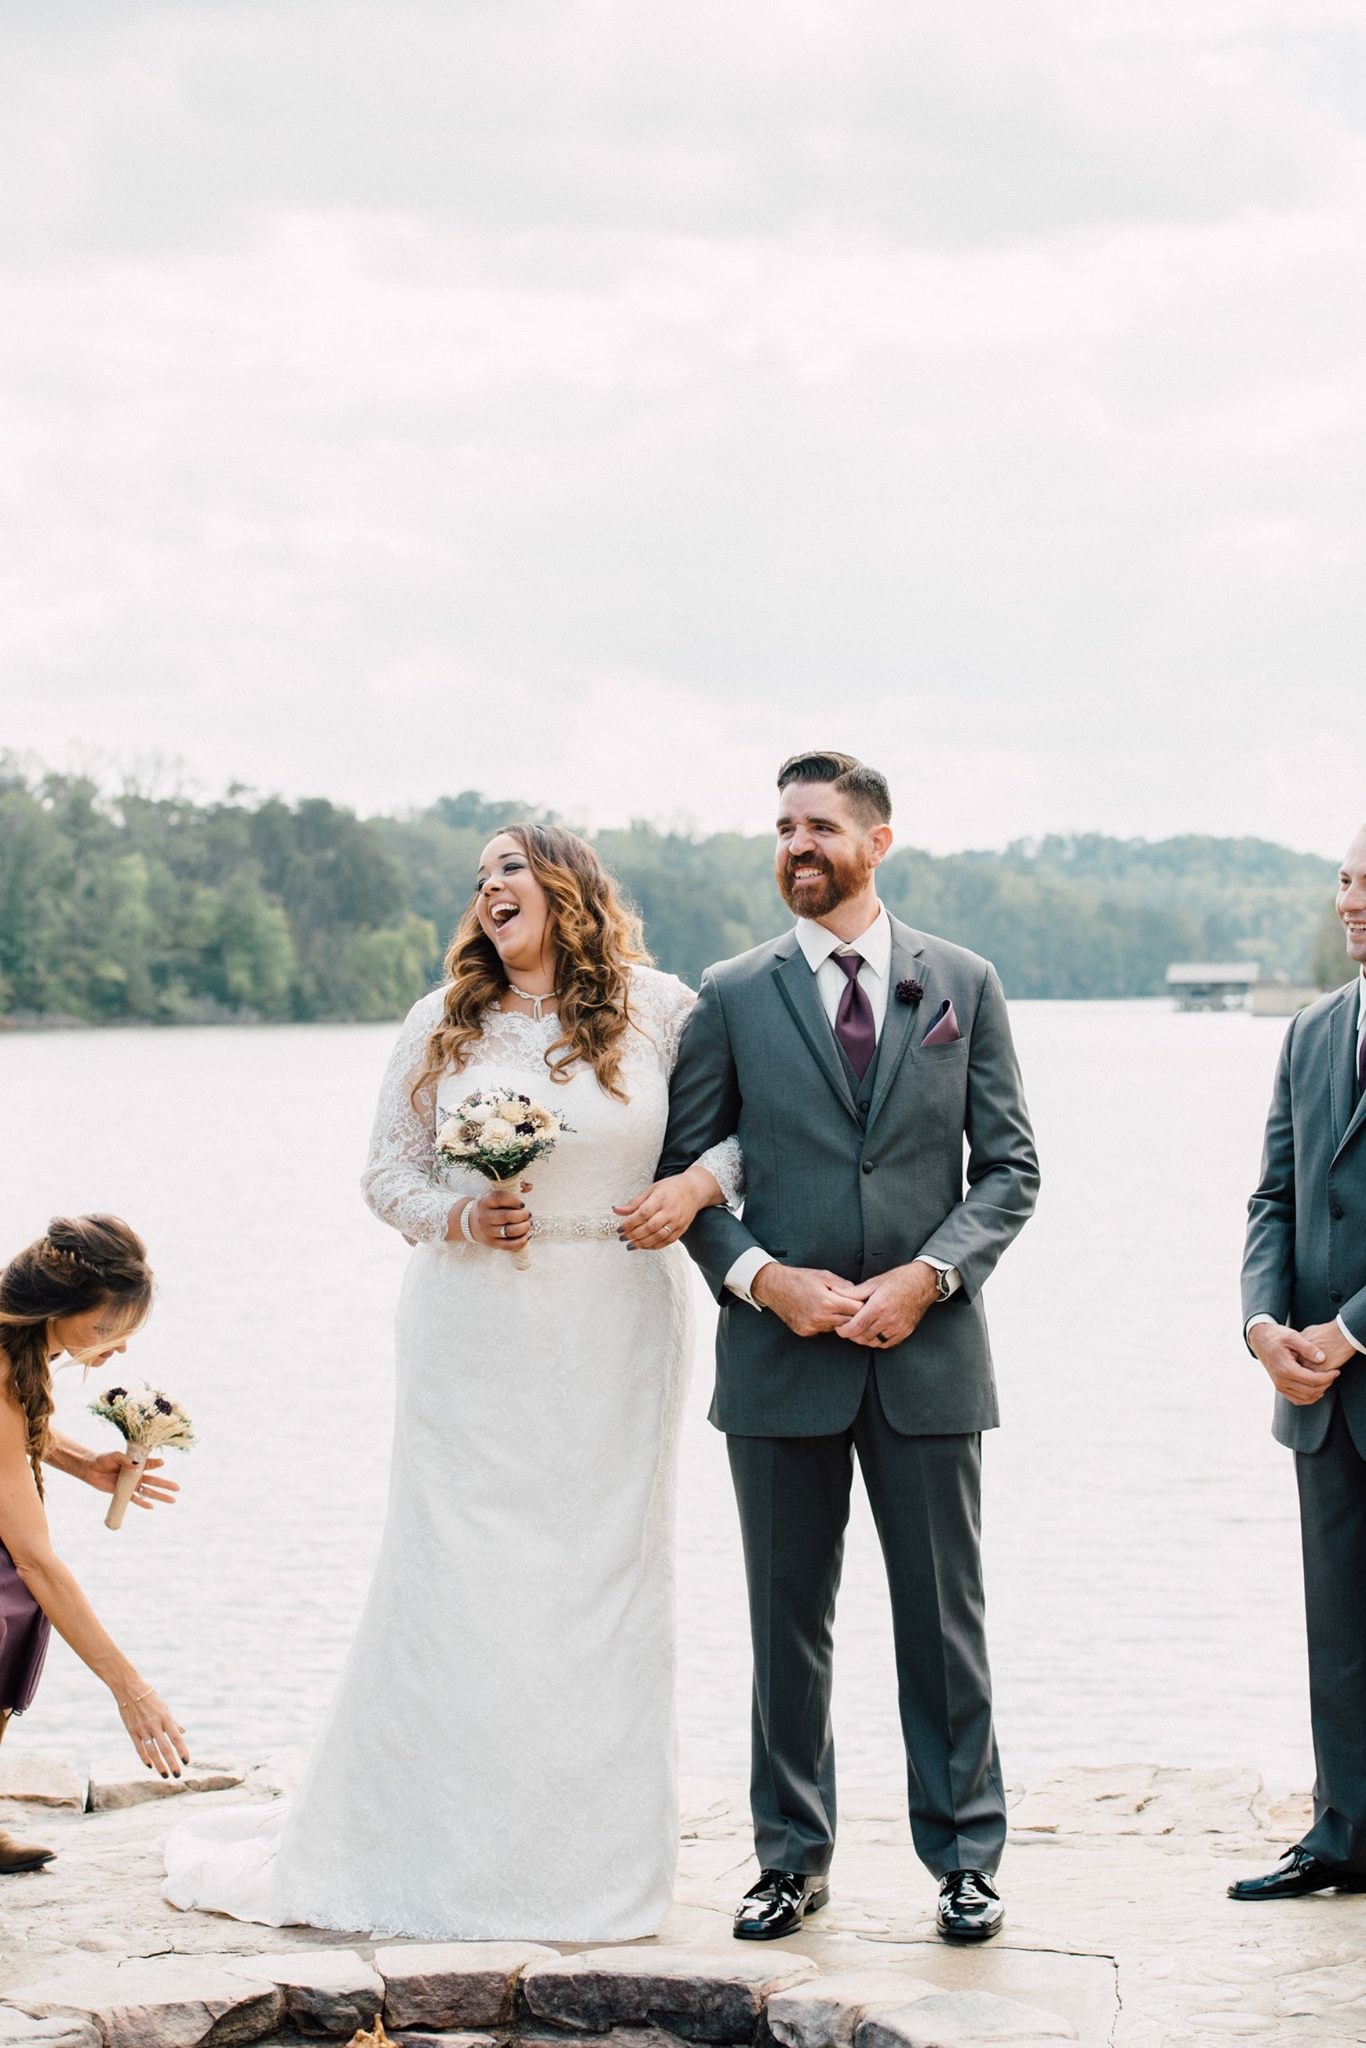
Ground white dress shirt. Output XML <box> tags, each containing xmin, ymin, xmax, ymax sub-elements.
<box><xmin>1246</xmin><ymin>968</ymin><xmax>1366</xmax><ymax>1357</ymax></box>
<box><xmin>723</xmin><ymin>904</ymin><xmax>961</xmax><ymax>1310</ymax></box>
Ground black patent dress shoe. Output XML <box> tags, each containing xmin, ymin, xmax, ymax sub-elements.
<box><xmin>733</xmin><ymin>1868</ymin><xmax>830</xmax><ymax>1940</ymax></box>
<box><xmin>936</xmin><ymin>1868</ymin><xmax>1004</xmax><ymax>1942</ymax></box>
<box><xmin>1228</xmin><ymin>1845</ymin><xmax>1366</xmax><ymax>1900</ymax></box>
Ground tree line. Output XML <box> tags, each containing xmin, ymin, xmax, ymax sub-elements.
<box><xmin>0</xmin><ymin>764</ymin><xmax>1341</xmax><ymax>1025</ymax></box>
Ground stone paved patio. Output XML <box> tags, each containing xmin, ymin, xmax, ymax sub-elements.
<box><xmin>1</xmin><ymin>1762</ymin><xmax>1363</xmax><ymax>2046</ymax></box>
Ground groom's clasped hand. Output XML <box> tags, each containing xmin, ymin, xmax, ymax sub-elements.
<box><xmin>751</xmin><ymin>1257</ymin><xmax>943</xmax><ymax>1348</ymax></box>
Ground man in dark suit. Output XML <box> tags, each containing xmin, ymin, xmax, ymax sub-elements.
<box><xmin>659</xmin><ymin>750</ymin><xmax>1038</xmax><ymax>1943</ymax></box>
<box><xmin>1231</xmin><ymin>823</ymin><xmax>1366</xmax><ymax>1900</ymax></box>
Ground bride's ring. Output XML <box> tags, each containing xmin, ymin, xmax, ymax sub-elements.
<box><xmin>499</xmin><ymin>1224</ymin><xmax>508</xmax><ymax>1239</ymax></box>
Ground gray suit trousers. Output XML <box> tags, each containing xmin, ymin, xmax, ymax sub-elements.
<box><xmin>726</xmin><ymin>1375</ymin><xmax>1006</xmax><ymax>1880</ymax></box>
<box><xmin>1297</xmin><ymin>1395</ymin><xmax>1366</xmax><ymax>1872</ymax></box>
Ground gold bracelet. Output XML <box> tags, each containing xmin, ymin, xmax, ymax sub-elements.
<box><xmin>119</xmin><ymin>1686</ymin><xmax>154</xmax><ymax>1710</ymax></box>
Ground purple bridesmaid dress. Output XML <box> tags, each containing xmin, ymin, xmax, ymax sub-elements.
<box><xmin>0</xmin><ymin>1540</ymin><xmax>50</xmax><ymax>1714</ymax></box>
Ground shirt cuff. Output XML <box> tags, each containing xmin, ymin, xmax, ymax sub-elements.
<box><xmin>725</xmin><ymin>1247</ymin><xmax>775</xmax><ymax>1310</ymax></box>
<box><xmin>919</xmin><ymin>1257</ymin><xmax>961</xmax><ymax>1300</ymax></box>
<box><xmin>1339</xmin><ymin>1315</ymin><xmax>1366</xmax><ymax>1357</ymax></box>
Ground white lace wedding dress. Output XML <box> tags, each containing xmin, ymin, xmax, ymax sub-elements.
<box><xmin>164</xmin><ymin>966</ymin><xmax>737</xmax><ymax>1941</ymax></box>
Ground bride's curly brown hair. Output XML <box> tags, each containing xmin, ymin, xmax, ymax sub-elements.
<box><xmin>412</xmin><ymin>824</ymin><xmax>652</xmax><ymax>1107</ymax></box>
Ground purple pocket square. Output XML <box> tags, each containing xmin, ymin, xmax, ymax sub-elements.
<box><xmin>921</xmin><ymin>999</ymin><xmax>961</xmax><ymax>1047</ymax></box>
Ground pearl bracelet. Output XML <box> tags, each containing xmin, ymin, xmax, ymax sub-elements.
<box><xmin>459</xmin><ymin>1198</ymin><xmax>478</xmax><ymax>1245</ymax></box>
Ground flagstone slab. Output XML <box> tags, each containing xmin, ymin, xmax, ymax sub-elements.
<box><xmin>857</xmin><ymin>1990</ymin><xmax>1076</xmax><ymax>2047</ymax></box>
<box><xmin>376</xmin><ymin>1944</ymin><xmax>559</xmax><ymax>2031</ymax></box>
<box><xmin>222</xmin><ymin>1949</ymin><xmax>383</xmax><ymax>2035</ymax></box>
<box><xmin>87</xmin><ymin>1761</ymin><xmax>246</xmax><ymax>1813</ymax></box>
<box><xmin>14</xmin><ymin>1955</ymin><xmax>284</xmax><ymax>2048</ymax></box>
<box><xmin>1009</xmin><ymin>1765</ymin><xmax>1261</xmax><ymax>1839</ymax></box>
<box><xmin>768</xmin><ymin>1970</ymin><xmax>944</xmax><ymax>2048</ymax></box>
<box><xmin>520</xmin><ymin>1946</ymin><xmax>818</xmax><ymax>2041</ymax></box>
<box><xmin>0</xmin><ymin>2014</ymin><xmax>101</xmax><ymax>2048</ymax></box>
<box><xmin>0</xmin><ymin>1754</ymin><xmax>88</xmax><ymax>1809</ymax></box>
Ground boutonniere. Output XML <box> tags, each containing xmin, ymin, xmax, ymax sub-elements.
<box><xmin>895</xmin><ymin>977</ymin><xmax>925</xmax><ymax>1007</ymax></box>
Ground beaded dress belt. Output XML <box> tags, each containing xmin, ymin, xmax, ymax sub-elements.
<box><xmin>527</xmin><ymin>1214</ymin><xmax>620</xmax><ymax>1243</ymax></box>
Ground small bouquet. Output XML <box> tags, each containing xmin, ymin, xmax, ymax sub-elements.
<box><xmin>89</xmin><ymin>1384</ymin><xmax>196</xmax><ymax>1531</ymax></box>
<box><xmin>431</xmin><ymin>1087</ymin><xmax>571</xmax><ymax>1269</ymax></box>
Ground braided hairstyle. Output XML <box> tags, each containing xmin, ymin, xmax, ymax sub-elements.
<box><xmin>0</xmin><ymin>1216</ymin><xmax>154</xmax><ymax>1495</ymax></box>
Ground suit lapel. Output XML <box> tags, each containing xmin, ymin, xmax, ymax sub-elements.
<box><xmin>772</xmin><ymin>942</ymin><xmax>861</xmax><ymax>1127</ymax></box>
<box><xmin>1331</xmin><ymin>981</ymin><xmax>1366</xmax><ymax>1160</ymax></box>
<box><xmin>866</xmin><ymin>922</ymin><xmax>928</xmax><ymax>1135</ymax></box>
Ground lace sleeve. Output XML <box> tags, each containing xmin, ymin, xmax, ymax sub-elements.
<box><xmin>359</xmin><ymin>992</ymin><xmax>466</xmax><ymax>1245</ymax></box>
<box><xmin>635</xmin><ymin>968</ymin><xmax>745</xmax><ymax>1208</ymax></box>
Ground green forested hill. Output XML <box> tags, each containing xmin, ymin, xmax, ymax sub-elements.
<box><xmin>0</xmin><ymin>764</ymin><xmax>1341</xmax><ymax>1023</ymax></box>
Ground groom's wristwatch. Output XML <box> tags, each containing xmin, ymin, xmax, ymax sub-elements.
<box><xmin>929</xmin><ymin>1263</ymin><xmax>957</xmax><ymax>1303</ymax></box>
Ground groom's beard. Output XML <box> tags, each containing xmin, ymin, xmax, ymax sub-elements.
<box><xmin>778</xmin><ymin>848</ymin><xmax>873</xmax><ymax>919</ymax></box>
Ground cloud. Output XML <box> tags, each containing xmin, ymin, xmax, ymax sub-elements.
<box><xmin>0</xmin><ymin>2</ymin><xmax>1362</xmax><ymax>851</ymax></box>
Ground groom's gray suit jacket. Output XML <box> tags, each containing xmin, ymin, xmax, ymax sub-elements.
<box><xmin>660</xmin><ymin>913</ymin><xmax>1040</xmax><ymax>1438</ymax></box>
<box><xmin>1243</xmin><ymin>978</ymin><xmax>1366</xmax><ymax>1454</ymax></box>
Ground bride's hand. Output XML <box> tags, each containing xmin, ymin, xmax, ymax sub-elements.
<box><xmin>117</xmin><ymin>1684</ymin><xmax>190</xmax><ymax>1778</ymax></box>
<box><xmin>614</xmin><ymin>1165</ymin><xmax>720</xmax><ymax>1250</ymax></box>
<box><xmin>462</xmin><ymin>1183</ymin><xmax>534</xmax><ymax>1252</ymax></box>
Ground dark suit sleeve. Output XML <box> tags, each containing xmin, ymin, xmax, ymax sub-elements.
<box><xmin>658</xmin><ymin>970</ymin><xmax>762</xmax><ymax>1300</ymax></box>
<box><xmin>914</xmin><ymin>963</ymin><xmax>1040</xmax><ymax>1300</ymax></box>
<box><xmin>1241</xmin><ymin>1017</ymin><xmax>1297</xmax><ymax>1341</ymax></box>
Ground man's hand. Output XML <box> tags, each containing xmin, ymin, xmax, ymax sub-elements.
<box><xmin>751</xmin><ymin>1264</ymin><xmax>865</xmax><ymax>1337</ymax></box>
<box><xmin>1248</xmin><ymin>1321</ymin><xmax>1341</xmax><ymax>1406</ymax></box>
<box><xmin>838</xmin><ymin>1260</ymin><xmax>941</xmax><ymax>1349</ymax></box>
<box><xmin>1300</xmin><ymin>1321</ymin><xmax>1359</xmax><ymax>1372</ymax></box>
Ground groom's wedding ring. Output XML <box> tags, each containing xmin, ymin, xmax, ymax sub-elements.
<box><xmin>876</xmin><ymin>1331</ymin><xmax>889</xmax><ymax>1343</ymax></box>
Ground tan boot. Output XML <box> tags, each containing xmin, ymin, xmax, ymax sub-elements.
<box><xmin>0</xmin><ymin>1710</ymin><xmax>55</xmax><ymax>1871</ymax></box>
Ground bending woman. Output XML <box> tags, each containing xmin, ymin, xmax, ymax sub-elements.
<box><xmin>0</xmin><ymin>1215</ymin><xmax>189</xmax><ymax>1871</ymax></box>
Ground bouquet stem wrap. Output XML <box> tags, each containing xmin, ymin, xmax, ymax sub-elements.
<box><xmin>498</xmin><ymin>1178</ymin><xmax>534</xmax><ymax>1270</ymax></box>
<box><xmin>105</xmin><ymin>1443</ymin><xmax>148</xmax><ymax>1531</ymax></box>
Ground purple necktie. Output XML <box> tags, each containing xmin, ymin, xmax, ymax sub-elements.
<box><xmin>833</xmin><ymin>951</ymin><xmax>876</xmax><ymax>1081</ymax></box>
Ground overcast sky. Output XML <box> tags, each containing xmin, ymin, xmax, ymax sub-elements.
<box><xmin>1</xmin><ymin>3</ymin><xmax>1362</xmax><ymax>853</ymax></box>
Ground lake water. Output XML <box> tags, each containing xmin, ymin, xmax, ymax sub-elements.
<box><xmin>0</xmin><ymin>1002</ymin><xmax>1315</xmax><ymax>1801</ymax></box>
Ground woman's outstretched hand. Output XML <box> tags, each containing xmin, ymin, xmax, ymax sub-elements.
<box><xmin>614</xmin><ymin>1165</ymin><xmax>721</xmax><ymax>1250</ymax></box>
<box><xmin>117</xmin><ymin>1684</ymin><xmax>190</xmax><ymax>1778</ymax></box>
<box><xmin>84</xmin><ymin>1452</ymin><xmax>180</xmax><ymax>1511</ymax></box>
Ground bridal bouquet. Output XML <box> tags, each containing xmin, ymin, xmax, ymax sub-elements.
<box><xmin>89</xmin><ymin>1384</ymin><xmax>196</xmax><ymax>1531</ymax></box>
<box><xmin>431</xmin><ymin>1088</ymin><xmax>571</xmax><ymax>1269</ymax></box>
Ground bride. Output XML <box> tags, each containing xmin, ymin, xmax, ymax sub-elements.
<box><xmin>164</xmin><ymin>823</ymin><xmax>738</xmax><ymax>1940</ymax></box>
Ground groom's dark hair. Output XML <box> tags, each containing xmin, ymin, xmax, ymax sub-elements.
<box><xmin>777</xmin><ymin>750</ymin><xmax>892</xmax><ymax>827</ymax></box>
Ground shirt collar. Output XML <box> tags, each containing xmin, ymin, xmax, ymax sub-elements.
<box><xmin>1358</xmin><ymin>969</ymin><xmax>1365</xmax><ymax>1032</ymax></box>
<box><xmin>796</xmin><ymin>903</ymin><xmax>891</xmax><ymax>977</ymax></box>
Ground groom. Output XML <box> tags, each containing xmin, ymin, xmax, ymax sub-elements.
<box><xmin>660</xmin><ymin>750</ymin><xmax>1038</xmax><ymax>1943</ymax></box>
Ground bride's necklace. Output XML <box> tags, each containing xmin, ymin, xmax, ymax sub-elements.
<box><xmin>505</xmin><ymin>979</ymin><xmax>557</xmax><ymax>1020</ymax></box>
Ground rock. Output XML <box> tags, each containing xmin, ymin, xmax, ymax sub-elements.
<box><xmin>376</xmin><ymin>1944</ymin><xmax>558</xmax><ymax>2031</ymax></box>
<box><xmin>767</xmin><ymin>1974</ymin><xmax>944</xmax><ymax>2048</ymax></box>
<box><xmin>389</xmin><ymin>2036</ymin><xmax>504</xmax><ymax>2048</ymax></box>
<box><xmin>15</xmin><ymin>1954</ymin><xmax>285</xmax><ymax>2048</ymax></box>
<box><xmin>0</xmin><ymin>2014</ymin><xmax>101</xmax><ymax>2048</ymax></box>
<box><xmin>0</xmin><ymin>1756</ymin><xmax>88</xmax><ymax>1810</ymax></box>
<box><xmin>223</xmin><ymin>1950</ymin><xmax>384</xmax><ymax>2036</ymax></box>
<box><xmin>520</xmin><ymin>1946</ymin><xmax>819</xmax><ymax>2042</ymax></box>
<box><xmin>857</xmin><ymin>1991</ymin><xmax>1077</xmax><ymax>2048</ymax></box>
<box><xmin>86</xmin><ymin>1761</ymin><xmax>246</xmax><ymax>1812</ymax></box>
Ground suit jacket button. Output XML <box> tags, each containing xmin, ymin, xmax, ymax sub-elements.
<box><xmin>861</xmin><ymin>1160</ymin><xmax>875</xmax><ymax>1174</ymax></box>
<box><xmin>1331</xmin><ymin>1205</ymin><xmax>1346</xmax><ymax>1221</ymax></box>
<box><xmin>1330</xmin><ymin>1289</ymin><xmax>1343</xmax><ymax>1304</ymax></box>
